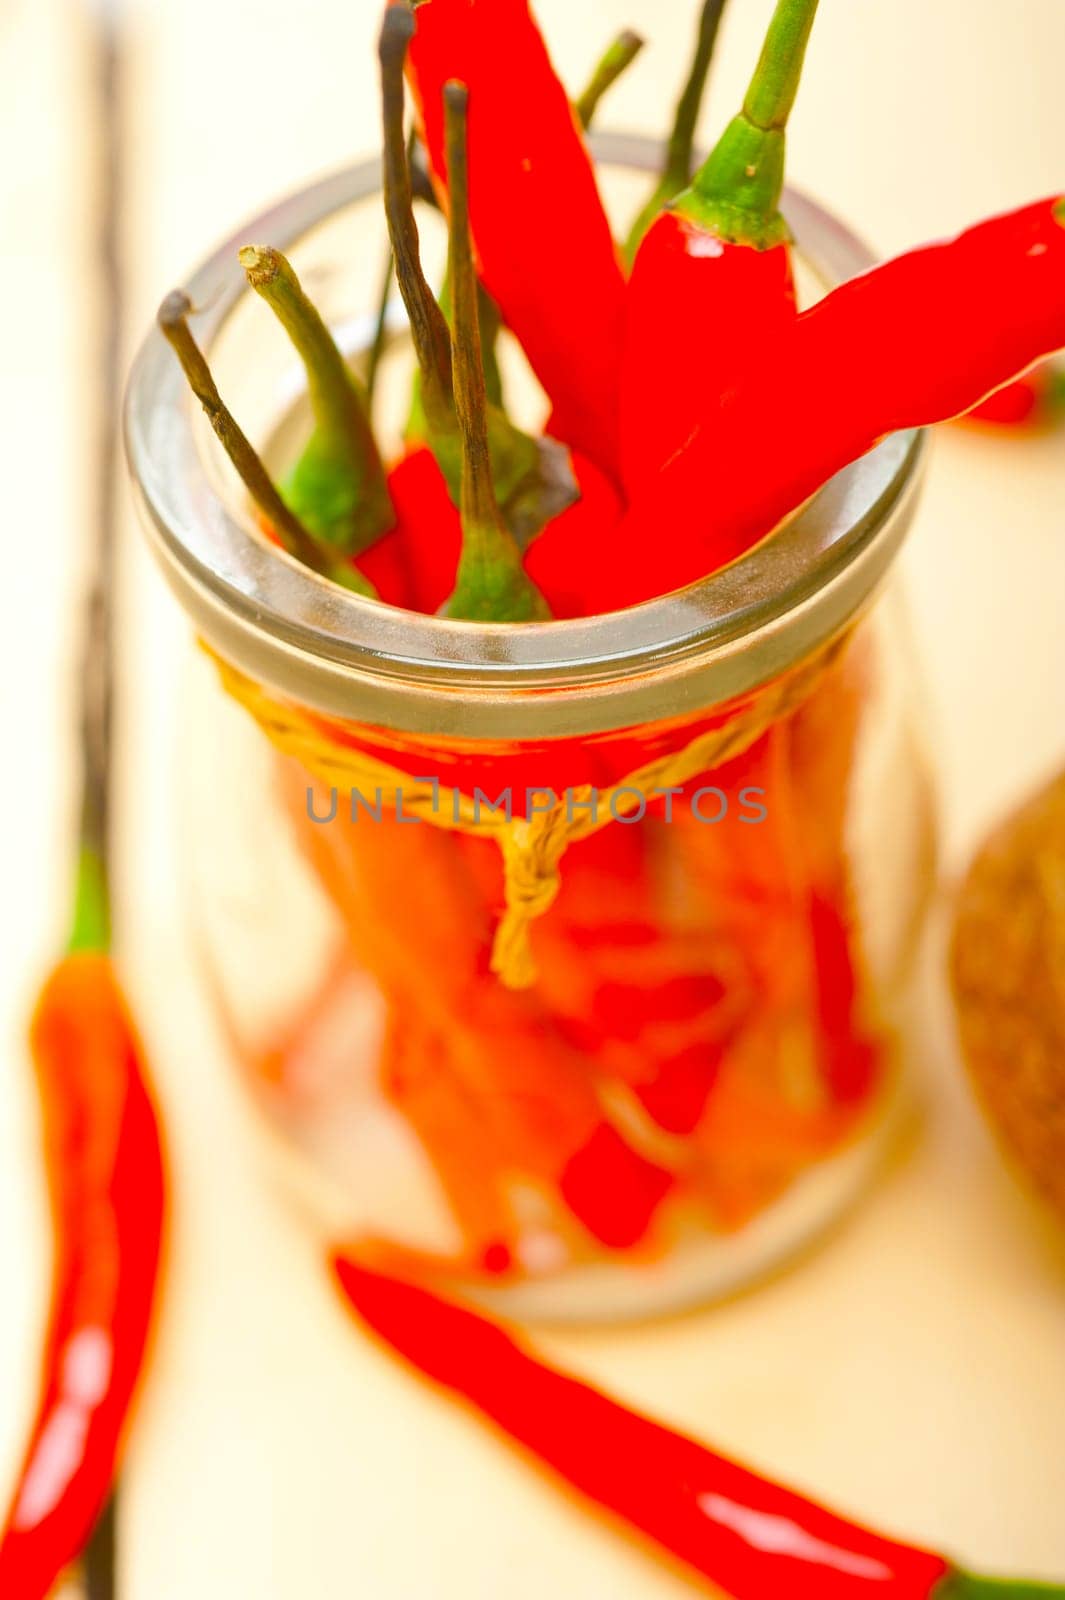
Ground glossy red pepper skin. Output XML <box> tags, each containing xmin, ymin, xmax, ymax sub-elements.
<box><xmin>0</xmin><ymin>953</ymin><xmax>165</xmax><ymax>1599</ymax></box>
<box><xmin>370</xmin><ymin>442</ymin><xmax>624</xmax><ymax>619</ymax></box>
<box><xmin>404</xmin><ymin>0</ymin><xmax>626</xmax><ymax>483</ymax></box>
<box><xmin>332</xmin><ymin>1256</ymin><xmax>961</xmax><ymax>1599</ymax></box>
<box><xmin>622</xmin><ymin>217</ymin><xmax>797</xmax><ymax>499</ymax></box>
<box><xmin>963</xmin><ymin>360</ymin><xmax>1065</xmax><ymax>428</ymax></box>
<box><xmin>530</xmin><ymin>197</ymin><xmax>1065</xmax><ymax>614</ymax></box>
<box><xmin>619</xmin><ymin>0</ymin><xmax>818</xmax><ymax>500</ymax></box>
<box><xmin>358</xmin><ymin>448</ymin><xmax>454</xmax><ymax>609</ymax></box>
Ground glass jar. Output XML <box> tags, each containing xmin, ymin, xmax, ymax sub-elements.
<box><xmin>125</xmin><ymin>136</ymin><xmax>936</xmax><ymax>1323</ymax></box>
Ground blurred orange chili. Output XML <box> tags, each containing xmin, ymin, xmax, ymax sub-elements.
<box><xmin>0</xmin><ymin>951</ymin><xmax>165</xmax><ymax>1600</ymax></box>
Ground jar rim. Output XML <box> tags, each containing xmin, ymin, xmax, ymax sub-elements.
<box><xmin>123</xmin><ymin>132</ymin><xmax>925</xmax><ymax>739</ymax></box>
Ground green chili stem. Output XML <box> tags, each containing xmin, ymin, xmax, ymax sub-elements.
<box><xmin>442</xmin><ymin>83</ymin><xmax>549</xmax><ymax>623</ymax></box>
<box><xmin>683</xmin><ymin>0</ymin><xmax>820</xmax><ymax>248</ymax></box>
<box><xmin>70</xmin><ymin>567</ymin><xmax>112</xmax><ymax>955</ymax></box>
<box><xmin>625</xmin><ymin>0</ymin><xmax>728</xmax><ymax>259</ymax></box>
<box><xmin>379</xmin><ymin>6</ymin><xmax>453</xmax><ymax>426</ymax></box>
<box><xmin>575</xmin><ymin>29</ymin><xmax>644</xmax><ymax>129</ymax></box>
<box><xmin>239</xmin><ymin>246</ymin><xmax>359</xmax><ymax>437</ymax></box>
<box><xmin>939</xmin><ymin>1575</ymin><xmax>1065</xmax><ymax>1598</ymax></box>
<box><xmin>742</xmin><ymin>0</ymin><xmax>819</xmax><ymax>130</ymax></box>
<box><xmin>69</xmin><ymin>844</ymin><xmax>111</xmax><ymax>955</ymax></box>
<box><xmin>239</xmin><ymin>245</ymin><xmax>393</xmax><ymax>553</ymax></box>
<box><xmin>157</xmin><ymin>292</ymin><xmax>375</xmax><ymax>595</ymax></box>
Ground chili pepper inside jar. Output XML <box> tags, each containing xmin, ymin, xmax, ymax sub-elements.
<box><xmin>125</xmin><ymin>139</ymin><xmax>937</xmax><ymax>1323</ymax></box>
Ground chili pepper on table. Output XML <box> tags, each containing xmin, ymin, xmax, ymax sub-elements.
<box><xmin>239</xmin><ymin>244</ymin><xmax>395</xmax><ymax>554</ymax></box>
<box><xmin>332</xmin><ymin>1256</ymin><xmax>1063</xmax><ymax>1599</ymax></box>
<box><xmin>624</xmin><ymin>0</ymin><xmax>730</xmax><ymax>261</ymax></box>
<box><xmin>402</xmin><ymin>0</ymin><xmax>627</xmax><ymax>483</ymax></box>
<box><xmin>2</xmin><ymin>100</ymin><xmax>167</xmax><ymax>1575</ymax></box>
<box><xmin>0</xmin><ymin>949</ymin><xmax>166</xmax><ymax>1600</ymax></box>
<box><xmin>620</xmin><ymin>0</ymin><xmax>819</xmax><ymax>503</ymax></box>
<box><xmin>530</xmin><ymin>196</ymin><xmax>1065</xmax><ymax>615</ymax></box>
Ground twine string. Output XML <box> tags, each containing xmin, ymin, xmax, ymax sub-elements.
<box><xmin>204</xmin><ymin>635</ymin><xmax>846</xmax><ymax>988</ymax></box>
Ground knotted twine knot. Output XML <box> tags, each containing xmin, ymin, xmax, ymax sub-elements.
<box><xmin>492</xmin><ymin>800</ymin><xmax>581</xmax><ymax>987</ymax></box>
<box><xmin>203</xmin><ymin>632</ymin><xmax>848</xmax><ymax>989</ymax></box>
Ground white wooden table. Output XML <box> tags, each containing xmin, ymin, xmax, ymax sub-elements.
<box><xmin>2</xmin><ymin>1</ymin><xmax>1064</xmax><ymax>1592</ymax></box>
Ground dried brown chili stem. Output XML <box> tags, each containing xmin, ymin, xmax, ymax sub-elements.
<box><xmin>379</xmin><ymin>6</ymin><xmax>453</xmax><ymax>416</ymax></box>
<box><xmin>666</xmin><ymin>0</ymin><xmax>729</xmax><ymax>189</ymax></box>
<box><xmin>367</xmin><ymin>128</ymin><xmax>429</xmax><ymax>403</ymax></box>
<box><xmin>625</xmin><ymin>0</ymin><xmax>730</xmax><ymax>258</ymax></box>
<box><xmin>157</xmin><ymin>291</ymin><xmax>371</xmax><ymax>592</ymax></box>
<box><xmin>446</xmin><ymin>87</ymin><xmax>495</xmax><ymax>537</ymax></box>
<box><xmin>83</xmin><ymin>1494</ymin><xmax>117</xmax><ymax>1600</ymax></box>
<box><xmin>75</xmin><ymin>0</ymin><xmax>127</xmax><ymax>938</ymax></box>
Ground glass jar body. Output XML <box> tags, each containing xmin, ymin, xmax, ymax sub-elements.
<box><xmin>180</xmin><ymin>584</ymin><xmax>935</xmax><ymax>1322</ymax></box>
<box><xmin>127</xmin><ymin>144</ymin><xmax>935</xmax><ymax>1322</ymax></box>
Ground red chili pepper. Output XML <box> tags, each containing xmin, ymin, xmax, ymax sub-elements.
<box><xmin>621</xmin><ymin>0</ymin><xmax>818</xmax><ymax>501</ymax></box>
<box><xmin>403</xmin><ymin>0</ymin><xmax>627</xmax><ymax>482</ymax></box>
<box><xmin>361</xmin><ymin>441</ymin><xmax>621</xmax><ymax>617</ymax></box>
<box><xmin>962</xmin><ymin>359</ymin><xmax>1065</xmax><ymax>429</ymax></box>
<box><xmin>332</xmin><ymin>1256</ymin><xmax>1056</xmax><ymax>1598</ymax></box>
<box><xmin>351</xmin><ymin>516</ymin><xmax>415</xmax><ymax>607</ymax></box>
<box><xmin>0</xmin><ymin>950</ymin><xmax>166</xmax><ymax>1599</ymax></box>
<box><xmin>530</xmin><ymin>196</ymin><xmax>1065</xmax><ymax>614</ymax></box>
<box><xmin>379</xmin><ymin>8</ymin><xmax>625</xmax><ymax>599</ymax></box>
<box><xmin>359</xmin><ymin>447</ymin><xmax>456</xmax><ymax>609</ymax></box>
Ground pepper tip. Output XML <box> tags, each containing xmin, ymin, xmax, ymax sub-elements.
<box><xmin>157</xmin><ymin>287</ymin><xmax>192</xmax><ymax>330</ymax></box>
<box><xmin>379</xmin><ymin>2</ymin><xmax>415</xmax><ymax>64</ymax></box>
<box><xmin>238</xmin><ymin>243</ymin><xmax>281</xmax><ymax>287</ymax></box>
<box><xmin>443</xmin><ymin>78</ymin><xmax>469</xmax><ymax>114</ymax></box>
